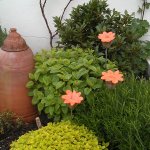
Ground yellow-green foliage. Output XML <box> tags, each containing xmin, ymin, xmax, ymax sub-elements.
<box><xmin>11</xmin><ymin>121</ymin><xmax>109</xmax><ymax>150</ymax></box>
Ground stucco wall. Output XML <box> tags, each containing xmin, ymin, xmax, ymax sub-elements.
<box><xmin>0</xmin><ymin>0</ymin><xmax>150</xmax><ymax>52</ymax></box>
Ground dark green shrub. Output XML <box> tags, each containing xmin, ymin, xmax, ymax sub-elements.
<box><xmin>0</xmin><ymin>26</ymin><xmax>7</xmax><ymax>47</ymax></box>
<box><xmin>74</xmin><ymin>77</ymin><xmax>150</xmax><ymax>150</ymax></box>
<box><xmin>10</xmin><ymin>121</ymin><xmax>109</xmax><ymax>150</ymax></box>
<box><xmin>26</xmin><ymin>48</ymin><xmax>116</xmax><ymax>121</ymax></box>
<box><xmin>54</xmin><ymin>0</ymin><xmax>150</xmax><ymax>76</ymax></box>
<box><xmin>0</xmin><ymin>111</ymin><xmax>24</xmax><ymax>135</ymax></box>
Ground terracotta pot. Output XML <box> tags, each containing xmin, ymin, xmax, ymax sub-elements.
<box><xmin>0</xmin><ymin>28</ymin><xmax>37</xmax><ymax>122</ymax></box>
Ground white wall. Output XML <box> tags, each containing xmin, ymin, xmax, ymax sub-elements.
<box><xmin>0</xmin><ymin>0</ymin><xmax>150</xmax><ymax>53</ymax></box>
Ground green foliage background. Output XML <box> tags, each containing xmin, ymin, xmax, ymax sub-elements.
<box><xmin>54</xmin><ymin>0</ymin><xmax>150</xmax><ymax>76</ymax></box>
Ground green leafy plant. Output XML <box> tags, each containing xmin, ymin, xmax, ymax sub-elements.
<box><xmin>0</xmin><ymin>111</ymin><xmax>24</xmax><ymax>135</ymax></box>
<box><xmin>54</xmin><ymin>0</ymin><xmax>150</xmax><ymax>76</ymax></box>
<box><xmin>74</xmin><ymin>77</ymin><xmax>150</xmax><ymax>150</ymax></box>
<box><xmin>11</xmin><ymin>121</ymin><xmax>109</xmax><ymax>150</ymax></box>
<box><xmin>26</xmin><ymin>48</ymin><xmax>116</xmax><ymax>121</ymax></box>
<box><xmin>0</xmin><ymin>26</ymin><xmax>7</xmax><ymax>47</ymax></box>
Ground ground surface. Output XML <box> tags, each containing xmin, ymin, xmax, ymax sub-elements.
<box><xmin>0</xmin><ymin>122</ymin><xmax>37</xmax><ymax>150</ymax></box>
<box><xmin>0</xmin><ymin>114</ymin><xmax>49</xmax><ymax>150</ymax></box>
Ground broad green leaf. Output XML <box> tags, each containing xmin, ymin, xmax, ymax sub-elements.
<box><xmin>86</xmin><ymin>77</ymin><xmax>97</xmax><ymax>87</ymax></box>
<box><xmin>44</xmin><ymin>107</ymin><xmax>49</xmax><ymax>114</ymax></box>
<box><xmin>88</xmin><ymin>65</ymin><xmax>97</xmax><ymax>72</ymax></box>
<box><xmin>52</xmin><ymin>76</ymin><xmax>59</xmax><ymax>83</ymax></box>
<box><xmin>50</xmin><ymin>65</ymin><xmax>63</xmax><ymax>73</ymax></box>
<box><xmin>76</xmin><ymin>68</ymin><xmax>89</xmax><ymax>79</ymax></box>
<box><xmin>32</xmin><ymin>97</ymin><xmax>40</xmax><ymax>105</ymax></box>
<box><xmin>84</xmin><ymin>88</ymin><xmax>92</xmax><ymax>95</ymax></box>
<box><xmin>55</xmin><ymin>104</ymin><xmax>60</xmax><ymax>111</ymax></box>
<box><xmin>34</xmin><ymin>72</ymin><xmax>40</xmax><ymax>81</ymax></box>
<box><xmin>48</xmin><ymin>106</ymin><xmax>55</xmax><ymax>116</ymax></box>
<box><xmin>93</xmin><ymin>80</ymin><xmax>103</xmax><ymax>89</ymax></box>
<box><xmin>55</xmin><ymin>81</ymin><xmax>65</xmax><ymax>89</ymax></box>
<box><xmin>29</xmin><ymin>73</ymin><xmax>34</xmax><ymax>80</ymax></box>
<box><xmin>63</xmin><ymin>85</ymin><xmax>72</xmax><ymax>91</ymax></box>
<box><xmin>86</xmin><ymin>92</ymin><xmax>95</xmax><ymax>106</ymax></box>
<box><xmin>26</xmin><ymin>81</ymin><xmax>34</xmax><ymax>88</ymax></box>
<box><xmin>61</xmin><ymin>106</ymin><xmax>68</xmax><ymax>114</ymax></box>
<box><xmin>38</xmin><ymin>103</ymin><xmax>44</xmax><ymax>112</ymax></box>
<box><xmin>43</xmin><ymin>76</ymin><xmax>51</xmax><ymax>86</ymax></box>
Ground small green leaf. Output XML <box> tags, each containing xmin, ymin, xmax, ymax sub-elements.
<box><xmin>86</xmin><ymin>92</ymin><xmax>95</xmax><ymax>106</ymax></box>
<box><xmin>32</xmin><ymin>97</ymin><xmax>40</xmax><ymax>105</ymax></box>
<box><xmin>29</xmin><ymin>73</ymin><xmax>34</xmax><ymax>80</ymax></box>
<box><xmin>48</xmin><ymin>106</ymin><xmax>55</xmax><ymax>116</ymax></box>
<box><xmin>55</xmin><ymin>81</ymin><xmax>65</xmax><ymax>89</ymax></box>
<box><xmin>84</xmin><ymin>88</ymin><xmax>92</xmax><ymax>95</ymax></box>
<box><xmin>38</xmin><ymin>103</ymin><xmax>44</xmax><ymax>112</ymax></box>
<box><xmin>61</xmin><ymin>106</ymin><xmax>68</xmax><ymax>114</ymax></box>
<box><xmin>26</xmin><ymin>81</ymin><xmax>34</xmax><ymax>88</ymax></box>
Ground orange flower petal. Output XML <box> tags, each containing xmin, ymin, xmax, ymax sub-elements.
<box><xmin>101</xmin><ymin>70</ymin><xmax>124</xmax><ymax>85</ymax></box>
<box><xmin>61</xmin><ymin>90</ymin><xmax>84</xmax><ymax>107</ymax></box>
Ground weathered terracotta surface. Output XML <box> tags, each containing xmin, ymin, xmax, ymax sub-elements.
<box><xmin>0</xmin><ymin>28</ymin><xmax>37</xmax><ymax>122</ymax></box>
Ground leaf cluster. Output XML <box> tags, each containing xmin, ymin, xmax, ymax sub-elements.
<box><xmin>54</xmin><ymin>0</ymin><xmax>150</xmax><ymax>76</ymax></box>
<box><xmin>10</xmin><ymin>121</ymin><xmax>109</xmax><ymax>150</ymax></box>
<box><xmin>26</xmin><ymin>48</ymin><xmax>116</xmax><ymax>121</ymax></box>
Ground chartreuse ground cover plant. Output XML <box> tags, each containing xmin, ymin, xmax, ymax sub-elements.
<box><xmin>26</xmin><ymin>48</ymin><xmax>116</xmax><ymax>121</ymax></box>
<box><xmin>73</xmin><ymin>77</ymin><xmax>150</xmax><ymax>150</ymax></box>
<box><xmin>10</xmin><ymin>121</ymin><xmax>109</xmax><ymax>150</ymax></box>
<box><xmin>54</xmin><ymin>0</ymin><xmax>150</xmax><ymax>76</ymax></box>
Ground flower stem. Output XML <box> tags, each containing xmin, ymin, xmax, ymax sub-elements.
<box><xmin>105</xmin><ymin>48</ymin><xmax>108</xmax><ymax>67</ymax></box>
<box><xmin>71</xmin><ymin>108</ymin><xmax>73</xmax><ymax>119</ymax></box>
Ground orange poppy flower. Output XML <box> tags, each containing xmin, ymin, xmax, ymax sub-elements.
<box><xmin>61</xmin><ymin>90</ymin><xmax>83</xmax><ymax>107</ymax></box>
<box><xmin>101</xmin><ymin>70</ymin><xmax>123</xmax><ymax>84</ymax></box>
<box><xmin>98</xmin><ymin>32</ymin><xmax>115</xmax><ymax>43</ymax></box>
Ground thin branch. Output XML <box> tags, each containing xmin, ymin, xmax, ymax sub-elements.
<box><xmin>40</xmin><ymin>0</ymin><xmax>74</xmax><ymax>48</ymax></box>
<box><xmin>43</xmin><ymin>0</ymin><xmax>47</xmax><ymax>8</ymax></box>
<box><xmin>60</xmin><ymin>0</ymin><xmax>73</xmax><ymax>21</ymax></box>
<box><xmin>52</xmin><ymin>0</ymin><xmax>74</xmax><ymax>38</ymax></box>
<box><xmin>40</xmin><ymin>0</ymin><xmax>53</xmax><ymax>48</ymax></box>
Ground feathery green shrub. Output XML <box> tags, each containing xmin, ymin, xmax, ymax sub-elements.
<box><xmin>74</xmin><ymin>77</ymin><xmax>150</xmax><ymax>150</ymax></box>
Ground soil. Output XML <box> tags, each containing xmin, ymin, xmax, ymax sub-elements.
<box><xmin>0</xmin><ymin>114</ymin><xmax>50</xmax><ymax>150</ymax></box>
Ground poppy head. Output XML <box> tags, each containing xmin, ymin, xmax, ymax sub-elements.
<box><xmin>98</xmin><ymin>31</ymin><xmax>115</xmax><ymax>43</ymax></box>
<box><xmin>61</xmin><ymin>90</ymin><xmax>84</xmax><ymax>107</ymax></box>
<box><xmin>101</xmin><ymin>70</ymin><xmax>124</xmax><ymax>84</ymax></box>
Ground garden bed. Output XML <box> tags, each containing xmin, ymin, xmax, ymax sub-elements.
<box><xmin>0</xmin><ymin>122</ymin><xmax>37</xmax><ymax>150</ymax></box>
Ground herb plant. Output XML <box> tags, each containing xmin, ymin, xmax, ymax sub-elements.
<box><xmin>54</xmin><ymin>0</ymin><xmax>150</xmax><ymax>76</ymax></box>
<box><xmin>74</xmin><ymin>77</ymin><xmax>150</xmax><ymax>150</ymax></box>
<box><xmin>26</xmin><ymin>48</ymin><xmax>116</xmax><ymax>121</ymax></box>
